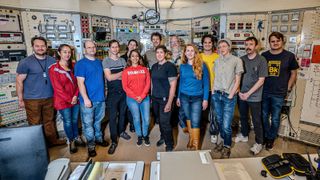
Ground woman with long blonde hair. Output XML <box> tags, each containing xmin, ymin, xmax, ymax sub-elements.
<box><xmin>176</xmin><ymin>44</ymin><xmax>209</xmax><ymax>150</ymax></box>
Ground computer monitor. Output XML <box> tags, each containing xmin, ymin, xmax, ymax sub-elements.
<box><xmin>0</xmin><ymin>125</ymin><xmax>49</xmax><ymax>179</ymax></box>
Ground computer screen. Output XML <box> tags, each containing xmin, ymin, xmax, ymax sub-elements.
<box><xmin>0</xmin><ymin>125</ymin><xmax>49</xmax><ymax>180</ymax></box>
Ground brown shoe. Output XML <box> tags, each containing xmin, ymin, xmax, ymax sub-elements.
<box><xmin>220</xmin><ymin>147</ymin><xmax>231</xmax><ymax>159</ymax></box>
<box><xmin>213</xmin><ymin>143</ymin><xmax>224</xmax><ymax>153</ymax></box>
<box><xmin>191</xmin><ymin>128</ymin><xmax>200</xmax><ymax>150</ymax></box>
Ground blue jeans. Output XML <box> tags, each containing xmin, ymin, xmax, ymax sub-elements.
<box><xmin>262</xmin><ymin>94</ymin><xmax>285</xmax><ymax>140</ymax></box>
<box><xmin>59</xmin><ymin>104</ymin><xmax>80</xmax><ymax>141</ymax></box>
<box><xmin>180</xmin><ymin>93</ymin><xmax>203</xmax><ymax>128</ymax></box>
<box><xmin>212</xmin><ymin>92</ymin><xmax>237</xmax><ymax>147</ymax></box>
<box><xmin>178</xmin><ymin>107</ymin><xmax>187</xmax><ymax>128</ymax></box>
<box><xmin>80</xmin><ymin>101</ymin><xmax>105</xmax><ymax>148</ymax></box>
<box><xmin>126</xmin><ymin>96</ymin><xmax>150</xmax><ymax>137</ymax></box>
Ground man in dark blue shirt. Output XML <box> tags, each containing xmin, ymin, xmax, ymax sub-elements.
<box><xmin>261</xmin><ymin>32</ymin><xmax>299</xmax><ymax>150</ymax></box>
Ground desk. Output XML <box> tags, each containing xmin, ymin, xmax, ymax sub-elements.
<box><xmin>150</xmin><ymin>152</ymin><xmax>318</xmax><ymax>180</ymax></box>
<box><xmin>69</xmin><ymin>161</ymin><xmax>144</xmax><ymax>180</ymax></box>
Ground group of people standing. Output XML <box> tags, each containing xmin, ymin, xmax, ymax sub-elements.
<box><xmin>16</xmin><ymin>30</ymin><xmax>298</xmax><ymax>158</ymax></box>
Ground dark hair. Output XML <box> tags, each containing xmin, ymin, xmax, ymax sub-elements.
<box><xmin>245</xmin><ymin>36</ymin><xmax>259</xmax><ymax>46</ymax></box>
<box><xmin>109</xmin><ymin>39</ymin><xmax>120</xmax><ymax>47</ymax></box>
<box><xmin>127</xmin><ymin>49</ymin><xmax>145</xmax><ymax>67</ymax></box>
<box><xmin>57</xmin><ymin>44</ymin><xmax>73</xmax><ymax>71</ymax></box>
<box><xmin>151</xmin><ymin>32</ymin><xmax>162</xmax><ymax>41</ymax></box>
<box><xmin>126</xmin><ymin>39</ymin><xmax>139</xmax><ymax>51</ymax></box>
<box><xmin>268</xmin><ymin>32</ymin><xmax>284</xmax><ymax>43</ymax></box>
<box><xmin>31</xmin><ymin>36</ymin><xmax>47</xmax><ymax>46</ymax></box>
<box><xmin>155</xmin><ymin>45</ymin><xmax>167</xmax><ymax>53</ymax></box>
<box><xmin>201</xmin><ymin>35</ymin><xmax>216</xmax><ymax>50</ymax></box>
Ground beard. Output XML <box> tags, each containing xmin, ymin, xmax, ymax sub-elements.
<box><xmin>34</xmin><ymin>50</ymin><xmax>46</xmax><ymax>56</ymax></box>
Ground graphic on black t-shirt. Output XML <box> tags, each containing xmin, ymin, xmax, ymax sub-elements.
<box><xmin>268</xmin><ymin>60</ymin><xmax>281</xmax><ymax>77</ymax></box>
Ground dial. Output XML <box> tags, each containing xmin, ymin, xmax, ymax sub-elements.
<box><xmin>145</xmin><ymin>9</ymin><xmax>160</xmax><ymax>25</ymax></box>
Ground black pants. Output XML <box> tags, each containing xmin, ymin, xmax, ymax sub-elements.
<box><xmin>107</xmin><ymin>92</ymin><xmax>127</xmax><ymax>143</ymax></box>
<box><xmin>152</xmin><ymin>96</ymin><xmax>174</xmax><ymax>148</ymax></box>
<box><xmin>238</xmin><ymin>99</ymin><xmax>264</xmax><ymax>144</ymax></box>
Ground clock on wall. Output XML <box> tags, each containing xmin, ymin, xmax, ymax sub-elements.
<box><xmin>145</xmin><ymin>9</ymin><xmax>160</xmax><ymax>25</ymax></box>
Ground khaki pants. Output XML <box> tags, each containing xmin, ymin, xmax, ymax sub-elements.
<box><xmin>24</xmin><ymin>98</ymin><xmax>59</xmax><ymax>145</ymax></box>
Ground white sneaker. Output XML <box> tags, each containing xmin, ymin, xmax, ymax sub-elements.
<box><xmin>211</xmin><ymin>135</ymin><xmax>218</xmax><ymax>144</ymax></box>
<box><xmin>234</xmin><ymin>133</ymin><xmax>248</xmax><ymax>143</ymax></box>
<box><xmin>250</xmin><ymin>143</ymin><xmax>263</xmax><ymax>155</ymax></box>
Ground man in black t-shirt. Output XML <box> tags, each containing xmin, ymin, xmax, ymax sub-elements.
<box><xmin>261</xmin><ymin>32</ymin><xmax>299</xmax><ymax>150</ymax></box>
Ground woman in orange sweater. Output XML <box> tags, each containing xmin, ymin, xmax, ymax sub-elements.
<box><xmin>122</xmin><ymin>49</ymin><xmax>151</xmax><ymax>147</ymax></box>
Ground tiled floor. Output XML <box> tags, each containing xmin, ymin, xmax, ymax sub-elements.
<box><xmin>49</xmin><ymin>122</ymin><xmax>318</xmax><ymax>180</ymax></box>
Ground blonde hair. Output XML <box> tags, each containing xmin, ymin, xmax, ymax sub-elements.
<box><xmin>181</xmin><ymin>44</ymin><xmax>203</xmax><ymax>80</ymax></box>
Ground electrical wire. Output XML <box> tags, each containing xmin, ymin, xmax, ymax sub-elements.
<box><xmin>135</xmin><ymin>0</ymin><xmax>148</xmax><ymax>9</ymax></box>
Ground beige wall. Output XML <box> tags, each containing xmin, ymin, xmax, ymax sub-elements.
<box><xmin>79</xmin><ymin>0</ymin><xmax>112</xmax><ymax>16</ymax></box>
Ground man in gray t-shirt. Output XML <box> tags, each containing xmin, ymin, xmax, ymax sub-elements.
<box><xmin>235</xmin><ymin>37</ymin><xmax>268</xmax><ymax>155</ymax></box>
<box><xmin>103</xmin><ymin>40</ymin><xmax>131</xmax><ymax>155</ymax></box>
<box><xmin>16</xmin><ymin>36</ymin><xmax>64</xmax><ymax>146</ymax></box>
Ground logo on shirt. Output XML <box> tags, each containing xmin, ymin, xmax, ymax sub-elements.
<box><xmin>127</xmin><ymin>70</ymin><xmax>145</xmax><ymax>75</ymax></box>
<box><xmin>268</xmin><ymin>60</ymin><xmax>281</xmax><ymax>77</ymax></box>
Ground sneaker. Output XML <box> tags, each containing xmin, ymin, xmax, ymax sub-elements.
<box><xmin>88</xmin><ymin>146</ymin><xmax>97</xmax><ymax>157</ymax></box>
<box><xmin>220</xmin><ymin>147</ymin><xmax>231</xmax><ymax>159</ymax></box>
<box><xmin>144</xmin><ymin>136</ymin><xmax>150</xmax><ymax>146</ymax></box>
<box><xmin>96</xmin><ymin>140</ymin><xmax>109</xmax><ymax>147</ymax></box>
<box><xmin>211</xmin><ymin>135</ymin><xmax>218</xmax><ymax>144</ymax></box>
<box><xmin>108</xmin><ymin>143</ymin><xmax>117</xmax><ymax>154</ymax></box>
<box><xmin>213</xmin><ymin>143</ymin><xmax>224</xmax><ymax>153</ymax></box>
<box><xmin>130</xmin><ymin>124</ymin><xmax>135</xmax><ymax>133</ymax></box>
<box><xmin>165</xmin><ymin>146</ymin><xmax>174</xmax><ymax>152</ymax></box>
<box><xmin>74</xmin><ymin>136</ymin><xmax>86</xmax><ymax>147</ymax></box>
<box><xmin>69</xmin><ymin>140</ymin><xmax>78</xmax><ymax>154</ymax></box>
<box><xmin>250</xmin><ymin>143</ymin><xmax>263</xmax><ymax>155</ymax></box>
<box><xmin>136</xmin><ymin>137</ymin><xmax>143</xmax><ymax>147</ymax></box>
<box><xmin>235</xmin><ymin>133</ymin><xmax>248</xmax><ymax>143</ymax></box>
<box><xmin>120</xmin><ymin>132</ymin><xmax>131</xmax><ymax>140</ymax></box>
<box><xmin>156</xmin><ymin>138</ymin><xmax>165</xmax><ymax>147</ymax></box>
<box><xmin>265</xmin><ymin>139</ymin><xmax>274</xmax><ymax>150</ymax></box>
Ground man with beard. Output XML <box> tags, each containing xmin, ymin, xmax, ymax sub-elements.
<box><xmin>261</xmin><ymin>32</ymin><xmax>299</xmax><ymax>150</ymax></box>
<box><xmin>144</xmin><ymin>32</ymin><xmax>162</xmax><ymax>68</ymax></box>
<box><xmin>235</xmin><ymin>37</ymin><xmax>268</xmax><ymax>155</ymax></box>
<box><xmin>16</xmin><ymin>36</ymin><xmax>65</xmax><ymax>146</ymax></box>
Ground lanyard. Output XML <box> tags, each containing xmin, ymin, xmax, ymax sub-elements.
<box><xmin>34</xmin><ymin>55</ymin><xmax>48</xmax><ymax>84</ymax></box>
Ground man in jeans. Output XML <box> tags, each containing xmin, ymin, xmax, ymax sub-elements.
<box><xmin>75</xmin><ymin>40</ymin><xmax>109</xmax><ymax>157</ymax></box>
<box><xmin>16</xmin><ymin>36</ymin><xmax>65</xmax><ymax>146</ymax></box>
<box><xmin>103</xmin><ymin>39</ymin><xmax>131</xmax><ymax>155</ymax></box>
<box><xmin>262</xmin><ymin>32</ymin><xmax>299</xmax><ymax>150</ymax></box>
<box><xmin>212</xmin><ymin>38</ymin><xmax>243</xmax><ymax>158</ymax></box>
<box><xmin>235</xmin><ymin>37</ymin><xmax>268</xmax><ymax>155</ymax></box>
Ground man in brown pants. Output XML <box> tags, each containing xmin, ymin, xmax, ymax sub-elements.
<box><xmin>16</xmin><ymin>36</ymin><xmax>65</xmax><ymax>146</ymax></box>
